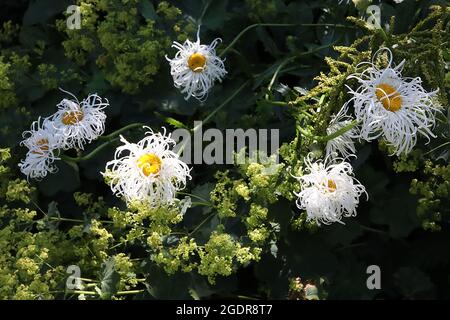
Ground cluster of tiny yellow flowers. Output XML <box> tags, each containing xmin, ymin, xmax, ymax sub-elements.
<box><xmin>198</xmin><ymin>232</ymin><xmax>260</xmax><ymax>284</ymax></box>
<box><xmin>57</xmin><ymin>0</ymin><xmax>194</xmax><ymax>94</ymax></box>
<box><xmin>0</xmin><ymin>1</ymin><xmax>448</xmax><ymax>300</ymax></box>
<box><xmin>410</xmin><ymin>161</ymin><xmax>450</xmax><ymax>232</ymax></box>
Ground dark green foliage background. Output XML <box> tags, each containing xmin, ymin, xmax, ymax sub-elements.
<box><xmin>0</xmin><ymin>0</ymin><xmax>449</xmax><ymax>299</ymax></box>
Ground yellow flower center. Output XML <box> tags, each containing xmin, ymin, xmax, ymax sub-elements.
<box><xmin>137</xmin><ymin>153</ymin><xmax>162</xmax><ymax>177</ymax></box>
<box><xmin>188</xmin><ymin>52</ymin><xmax>206</xmax><ymax>72</ymax></box>
<box><xmin>326</xmin><ymin>179</ymin><xmax>337</xmax><ymax>192</ymax></box>
<box><xmin>375</xmin><ymin>83</ymin><xmax>403</xmax><ymax>112</ymax></box>
<box><xmin>31</xmin><ymin>139</ymin><xmax>49</xmax><ymax>155</ymax></box>
<box><xmin>62</xmin><ymin>110</ymin><xmax>84</xmax><ymax>125</ymax></box>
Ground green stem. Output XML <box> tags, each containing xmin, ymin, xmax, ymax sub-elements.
<box><xmin>265</xmin><ymin>42</ymin><xmax>335</xmax><ymax>98</ymax></box>
<box><xmin>48</xmin><ymin>216</ymin><xmax>114</xmax><ymax>224</ymax></box>
<box><xmin>378</xmin><ymin>27</ymin><xmax>389</xmax><ymax>42</ymax></box>
<box><xmin>189</xmin><ymin>212</ymin><xmax>216</xmax><ymax>236</ymax></box>
<box><xmin>317</xmin><ymin>120</ymin><xmax>359</xmax><ymax>142</ymax></box>
<box><xmin>359</xmin><ymin>225</ymin><xmax>387</xmax><ymax>235</ymax></box>
<box><xmin>219</xmin><ymin>23</ymin><xmax>355</xmax><ymax>57</ymax></box>
<box><xmin>67</xmin><ymin>289</ymin><xmax>146</xmax><ymax>296</ymax></box>
<box><xmin>236</xmin><ymin>295</ymin><xmax>259</xmax><ymax>300</ymax></box>
<box><xmin>197</xmin><ymin>80</ymin><xmax>250</xmax><ymax>129</ymax></box>
<box><xmin>177</xmin><ymin>191</ymin><xmax>211</xmax><ymax>204</ymax></box>
<box><xmin>109</xmin><ymin>242</ymin><xmax>123</xmax><ymax>250</ymax></box>
<box><xmin>169</xmin><ymin>231</ymin><xmax>189</xmax><ymax>237</ymax></box>
<box><xmin>69</xmin><ymin>290</ymin><xmax>97</xmax><ymax>295</ymax></box>
<box><xmin>99</xmin><ymin>123</ymin><xmax>146</xmax><ymax>141</ymax></box>
<box><xmin>116</xmin><ymin>290</ymin><xmax>145</xmax><ymax>295</ymax></box>
<box><xmin>254</xmin><ymin>64</ymin><xmax>309</xmax><ymax>78</ymax></box>
<box><xmin>423</xmin><ymin>141</ymin><xmax>450</xmax><ymax>156</ymax></box>
<box><xmin>369</xmin><ymin>11</ymin><xmax>389</xmax><ymax>42</ymax></box>
<box><xmin>264</xmin><ymin>100</ymin><xmax>292</xmax><ymax>107</ymax></box>
<box><xmin>191</xmin><ymin>201</ymin><xmax>213</xmax><ymax>207</ymax></box>
<box><xmin>177</xmin><ymin>80</ymin><xmax>249</xmax><ymax>156</ymax></box>
<box><xmin>297</xmin><ymin>126</ymin><xmax>315</xmax><ymax>139</ymax></box>
<box><xmin>60</xmin><ymin>138</ymin><xmax>119</xmax><ymax>163</ymax></box>
<box><xmin>220</xmin><ymin>23</ymin><xmax>295</xmax><ymax>57</ymax></box>
<box><xmin>267</xmin><ymin>56</ymin><xmax>297</xmax><ymax>93</ymax></box>
<box><xmin>108</xmin><ymin>231</ymin><xmax>144</xmax><ymax>250</ymax></box>
<box><xmin>294</xmin><ymin>23</ymin><xmax>356</xmax><ymax>29</ymax></box>
<box><xmin>34</xmin><ymin>254</ymin><xmax>57</xmax><ymax>272</ymax></box>
<box><xmin>198</xmin><ymin>0</ymin><xmax>212</xmax><ymax>24</ymax></box>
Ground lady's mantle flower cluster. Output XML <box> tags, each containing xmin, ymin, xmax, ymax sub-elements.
<box><xmin>19</xmin><ymin>90</ymin><xmax>108</xmax><ymax>180</ymax></box>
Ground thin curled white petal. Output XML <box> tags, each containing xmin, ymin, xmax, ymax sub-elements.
<box><xmin>103</xmin><ymin>128</ymin><xmax>191</xmax><ymax>207</ymax></box>
<box><xmin>293</xmin><ymin>155</ymin><xmax>367</xmax><ymax>225</ymax></box>
<box><xmin>166</xmin><ymin>33</ymin><xmax>227</xmax><ymax>101</ymax></box>
<box><xmin>347</xmin><ymin>48</ymin><xmax>440</xmax><ymax>156</ymax></box>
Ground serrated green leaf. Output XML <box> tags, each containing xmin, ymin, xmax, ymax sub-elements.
<box><xmin>23</xmin><ymin>0</ymin><xmax>69</xmax><ymax>26</ymax></box>
<box><xmin>98</xmin><ymin>257</ymin><xmax>120</xmax><ymax>299</ymax></box>
<box><xmin>138</xmin><ymin>0</ymin><xmax>157</xmax><ymax>20</ymax></box>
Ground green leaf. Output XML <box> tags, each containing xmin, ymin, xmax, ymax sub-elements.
<box><xmin>324</xmin><ymin>220</ymin><xmax>364</xmax><ymax>246</ymax></box>
<box><xmin>201</xmin><ymin>0</ymin><xmax>229</xmax><ymax>30</ymax></box>
<box><xmin>369</xmin><ymin>183</ymin><xmax>420</xmax><ymax>238</ymax></box>
<box><xmin>155</xmin><ymin>112</ymin><xmax>188</xmax><ymax>129</ymax></box>
<box><xmin>19</xmin><ymin>25</ymin><xmax>49</xmax><ymax>49</ymax></box>
<box><xmin>254</xmin><ymin>253</ymin><xmax>289</xmax><ymax>299</ymax></box>
<box><xmin>38</xmin><ymin>161</ymin><xmax>80</xmax><ymax>197</ymax></box>
<box><xmin>98</xmin><ymin>257</ymin><xmax>120</xmax><ymax>299</ymax></box>
<box><xmin>144</xmin><ymin>265</ymin><xmax>191</xmax><ymax>299</ymax></box>
<box><xmin>47</xmin><ymin>201</ymin><xmax>60</xmax><ymax>218</ymax></box>
<box><xmin>86</xmin><ymin>71</ymin><xmax>108</xmax><ymax>93</ymax></box>
<box><xmin>256</xmin><ymin>27</ymin><xmax>280</xmax><ymax>57</ymax></box>
<box><xmin>192</xmin><ymin>182</ymin><xmax>215</xmax><ymax>202</ymax></box>
<box><xmin>188</xmin><ymin>274</ymin><xmax>215</xmax><ymax>299</ymax></box>
<box><xmin>23</xmin><ymin>0</ymin><xmax>69</xmax><ymax>26</ymax></box>
<box><xmin>138</xmin><ymin>0</ymin><xmax>157</xmax><ymax>20</ymax></box>
<box><xmin>394</xmin><ymin>267</ymin><xmax>435</xmax><ymax>299</ymax></box>
<box><xmin>44</xmin><ymin>201</ymin><xmax>61</xmax><ymax>230</ymax></box>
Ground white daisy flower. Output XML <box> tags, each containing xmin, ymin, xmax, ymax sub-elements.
<box><xmin>166</xmin><ymin>28</ymin><xmax>227</xmax><ymax>101</ymax></box>
<box><xmin>325</xmin><ymin>106</ymin><xmax>359</xmax><ymax>159</ymax></box>
<box><xmin>347</xmin><ymin>48</ymin><xmax>440</xmax><ymax>156</ymax></box>
<box><xmin>50</xmin><ymin>89</ymin><xmax>108</xmax><ymax>150</ymax></box>
<box><xmin>18</xmin><ymin>118</ymin><xmax>60</xmax><ymax>180</ymax></box>
<box><xmin>103</xmin><ymin>127</ymin><xmax>191</xmax><ymax>207</ymax></box>
<box><xmin>294</xmin><ymin>155</ymin><xmax>367</xmax><ymax>225</ymax></box>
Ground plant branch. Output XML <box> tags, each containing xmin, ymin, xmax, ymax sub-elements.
<box><xmin>60</xmin><ymin>138</ymin><xmax>119</xmax><ymax>163</ymax></box>
<box><xmin>99</xmin><ymin>123</ymin><xmax>146</xmax><ymax>141</ymax></box>
<box><xmin>220</xmin><ymin>23</ymin><xmax>355</xmax><ymax>57</ymax></box>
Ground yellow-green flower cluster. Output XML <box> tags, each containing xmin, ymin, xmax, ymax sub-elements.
<box><xmin>410</xmin><ymin>161</ymin><xmax>450</xmax><ymax>232</ymax></box>
<box><xmin>0</xmin><ymin>153</ymin><xmax>69</xmax><ymax>299</ymax></box>
<box><xmin>57</xmin><ymin>0</ymin><xmax>193</xmax><ymax>94</ymax></box>
<box><xmin>198</xmin><ymin>232</ymin><xmax>261</xmax><ymax>284</ymax></box>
